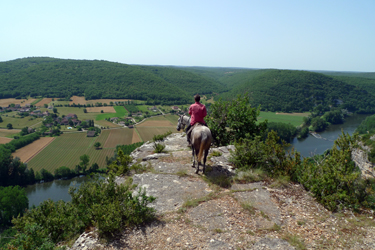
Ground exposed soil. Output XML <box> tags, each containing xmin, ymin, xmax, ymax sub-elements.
<box><xmin>36</xmin><ymin>98</ymin><xmax>53</xmax><ymax>107</ymax></box>
<box><xmin>0</xmin><ymin>137</ymin><xmax>13</xmax><ymax>144</ymax></box>
<box><xmin>0</xmin><ymin>98</ymin><xmax>36</xmax><ymax>106</ymax></box>
<box><xmin>12</xmin><ymin>137</ymin><xmax>55</xmax><ymax>162</ymax></box>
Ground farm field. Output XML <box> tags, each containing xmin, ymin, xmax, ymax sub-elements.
<box><xmin>0</xmin><ymin>98</ymin><xmax>36</xmax><ymax>107</ymax></box>
<box><xmin>0</xmin><ymin>128</ymin><xmax>21</xmax><ymax>137</ymax></box>
<box><xmin>12</xmin><ymin>137</ymin><xmax>55</xmax><ymax>162</ymax></box>
<box><xmin>135</xmin><ymin>115</ymin><xmax>180</xmax><ymax>142</ymax></box>
<box><xmin>69</xmin><ymin>96</ymin><xmax>134</xmax><ymax>105</ymax></box>
<box><xmin>101</xmin><ymin>128</ymin><xmax>134</xmax><ymax>148</ymax></box>
<box><xmin>35</xmin><ymin>98</ymin><xmax>53</xmax><ymax>107</ymax></box>
<box><xmin>86</xmin><ymin>106</ymin><xmax>116</xmax><ymax>113</ymax></box>
<box><xmin>27</xmin><ymin>133</ymin><xmax>114</xmax><ymax>172</ymax></box>
<box><xmin>258</xmin><ymin>112</ymin><xmax>308</xmax><ymax>127</ymax></box>
<box><xmin>137</xmin><ymin>105</ymin><xmax>160</xmax><ymax>115</ymax></box>
<box><xmin>0</xmin><ymin>137</ymin><xmax>13</xmax><ymax>144</ymax></box>
<box><xmin>96</xmin><ymin>106</ymin><xmax>127</xmax><ymax>120</ymax></box>
<box><xmin>0</xmin><ymin>114</ymin><xmax>44</xmax><ymax>129</ymax></box>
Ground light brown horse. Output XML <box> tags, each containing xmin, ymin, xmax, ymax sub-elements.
<box><xmin>177</xmin><ymin>115</ymin><xmax>212</xmax><ymax>174</ymax></box>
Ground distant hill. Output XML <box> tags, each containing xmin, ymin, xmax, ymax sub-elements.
<box><xmin>0</xmin><ymin>57</ymin><xmax>225</xmax><ymax>104</ymax></box>
<box><xmin>217</xmin><ymin>69</ymin><xmax>375</xmax><ymax>113</ymax></box>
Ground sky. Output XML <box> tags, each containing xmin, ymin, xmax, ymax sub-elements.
<box><xmin>1</xmin><ymin>0</ymin><xmax>374</xmax><ymax>72</ymax></box>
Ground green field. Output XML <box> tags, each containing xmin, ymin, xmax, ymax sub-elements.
<box><xmin>0</xmin><ymin>113</ymin><xmax>44</xmax><ymax>129</ymax></box>
<box><xmin>137</xmin><ymin>105</ymin><xmax>160</xmax><ymax>115</ymax></box>
<box><xmin>257</xmin><ymin>112</ymin><xmax>309</xmax><ymax>127</ymax></box>
<box><xmin>96</xmin><ymin>106</ymin><xmax>128</xmax><ymax>120</ymax></box>
<box><xmin>27</xmin><ymin>128</ymin><xmax>137</xmax><ymax>172</ymax></box>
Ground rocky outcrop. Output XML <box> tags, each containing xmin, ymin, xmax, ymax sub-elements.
<box><xmin>70</xmin><ymin>133</ymin><xmax>375</xmax><ymax>250</ymax></box>
<box><xmin>352</xmin><ymin>143</ymin><xmax>375</xmax><ymax>179</ymax></box>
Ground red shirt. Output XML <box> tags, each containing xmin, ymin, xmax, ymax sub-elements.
<box><xmin>189</xmin><ymin>102</ymin><xmax>207</xmax><ymax>125</ymax></box>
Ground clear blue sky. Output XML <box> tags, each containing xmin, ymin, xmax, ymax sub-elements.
<box><xmin>1</xmin><ymin>0</ymin><xmax>374</xmax><ymax>72</ymax></box>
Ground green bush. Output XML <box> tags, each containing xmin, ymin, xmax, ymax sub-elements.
<box><xmin>152</xmin><ymin>131</ymin><xmax>172</xmax><ymax>142</ymax></box>
<box><xmin>230</xmin><ymin>131</ymin><xmax>300</xmax><ymax>177</ymax></box>
<box><xmin>207</xmin><ymin>94</ymin><xmax>267</xmax><ymax>146</ymax></box>
<box><xmin>295</xmin><ymin>131</ymin><xmax>375</xmax><ymax>211</ymax></box>
<box><xmin>10</xmin><ymin>174</ymin><xmax>156</xmax><ymax>246</ymax></box>
<box><xmin>153</xmin><ymin>142</ymin><xmax>166</xmax><ymax>153</ymax></box>
<box><xmin>107</xmin><ymin>149</ymin><xmax>132</xmax><ymax>175</ymax></box>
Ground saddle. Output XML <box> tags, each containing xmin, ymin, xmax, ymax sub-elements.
<box><xmin>187</xmin><ymin>123</ymin><xmax>204</xmax><ymax>135</ymax></box>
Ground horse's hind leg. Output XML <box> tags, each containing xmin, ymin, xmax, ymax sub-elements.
<box><xmin>202</xmin><ymin>149</ymin><xmax>209</xmax><ymax>174</ymax></box>
<box><xmin>196</xmin><ymin>162</ymin><xmax>200</xmax><ymax>174</ymax></box>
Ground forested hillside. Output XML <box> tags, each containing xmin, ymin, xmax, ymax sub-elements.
<box><xmin>217</xmin><ymin>70</ymin><xmax>375</xmax><ymax>113</ymax></box>
<box><xmin>0</xmin><ymin>58</ymin><xmax>223</xmax><ymax>104</ymax></box>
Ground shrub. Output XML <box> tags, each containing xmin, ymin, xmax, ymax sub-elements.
<box><xmin>230</xmin><ymin>131</ymin><xmax>301</xmax><ymax>177</ymax></box>
<box><xmin>295</xmin><ymin>131</ymin><xmax>375</xmax><ymax>211</ymax></box>
<box><xmin>207</xmin><ymin>94</ymin><xmax>267</xmax><ymax>146</ymax></box>
<box><xmin>10</xmin><ymin>174</ymin><xmax>156</xmax><ymax>245</ymax></box>
<box><xmin>153</xmin><ymin>142</ymin><xmax>166</xmax><ymax>153</ymax></box>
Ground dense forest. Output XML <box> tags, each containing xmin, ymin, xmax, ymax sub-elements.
<box><xmin>216</xmin><ymin>70</ymin><xmax>375</xmax><ymax>113</ymax></box>
<box><xmin>0</xmin><ymin>58</ymin><xmax>222</xmax><ymax>105</ymax></box>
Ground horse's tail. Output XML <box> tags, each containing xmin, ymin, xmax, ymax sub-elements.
<box><xmin>197</xmin><ymin>131</ymin><xmax>210</xmax><ymax>163</ymax></box>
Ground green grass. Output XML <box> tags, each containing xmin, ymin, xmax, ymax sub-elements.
<box><xmin>0</xmin><ymin>113</ymin><xmax>44</xmax><ymax>129</ymax></box>
<box><xmin>137</xmin><ymin>105</ymin><xmax>160</xmax><ymax>115</ymax></box>
<box><xmin>27</xmin><ymin>133</ymin><xmax>115</xmax><ymax>172</ymax></box>
<box><xmin>96</xmin><ymin>106</ymin><xmax>128</xmax><ymax>120</ymax></box>
<box><xmin>30</xmin><ymin>98</ymin><xmax>43</xmax><ymax>105</ymax></box>
<box><xmin>257</xmin><ymin>112</ymin><xmax>308</xmax><ymax>127</ymax></box>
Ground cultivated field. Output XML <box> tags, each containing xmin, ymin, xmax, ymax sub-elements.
<box><xmin>132</xmin><ymin>129</ymin><xmax>142</xmax><ymax>143</ymax></box>
<box><xmin>258</xmin><ymin>112</ymin><xmax>307</xmax><ymax>127</ymax></box>
<box><xmin>0</xmin><ymin>115</ymin><xmax>44</xmax><ymax>129</ymax></box>
<box><xmin>0</xmin><ymin>98</ymin><xmax>36</xmax><ymax>107</ymax></box>
<box><xmin>0</xmin><ymin>128</ymin><xmax>21</xmax><ymax>137</ymax></box>
<box><xmin>69</xmin><ymin>96</ymin><xmax>133</xmax><ymax>105</ymax></box>
<box><xmin>27</xmin><ymin>133</ymin><xmax>114</xmax><ymax>172</ymax></box>
<box><xmin>0</xmin><ymin>137</ymin><xmax>13</xmax><ymax>144</ymax></box>
<box><xmin>12</xmin><ymin>137</ymin><xmax>55</xmax><ymax>162</ymax></box>
<box><xmin>135</xmin><ymin>115</ymin><xmax>180</xmax><ymax>142</ymax></box>
<box><xmin>35</xmin><ymin>98</ymin><xmax>53</xmax><ymax>107</ymax></box>
<box><xmin>95</xmin><ymin>106</ymin><xmax>127</xmax><ymax>120</ymax></box>
<box><xmin>86</xmin><ymin>106</ymin><xmax>116</xmax><ymax>113</ymax></box>
<box><xmin>102</xmin><ymin>128</ymin><xmax>134</xmax><ymax>148</ymax></box>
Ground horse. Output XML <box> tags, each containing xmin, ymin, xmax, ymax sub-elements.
<box><xmin>177</xmin><ymin>114</ymin><xmax>212</xmax><ymax>174</ymax></box>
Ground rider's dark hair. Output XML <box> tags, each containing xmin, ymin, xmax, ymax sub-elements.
<box><xmin>194</xmin><ymin>94</ymin><xmax>200</xmax><ymax>102</ymax></box>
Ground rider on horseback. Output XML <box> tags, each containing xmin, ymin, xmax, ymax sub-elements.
<box><xmin>186</xmin><ymin>94</ymin><xmax>207</xmax><ymax>146</ymax></box>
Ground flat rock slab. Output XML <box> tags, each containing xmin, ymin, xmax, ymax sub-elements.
<box><xmin>232</xmin><ymin>183</ymin><xmax>282</xmax><ymax>225</ymax></box>
<box><xmin>131</xmin><ymin>173</ymin><xmax>212</xmax><ymax>213</ymax></box>
<box><xmin>187</xmin><ymin>199</ymin><xmax>228</xmax><ymax>231</ymax></box>
<box><xmin>153</xmin><ymin>161</ymin><xmax>196</xmax><ymax>174</ymax></box>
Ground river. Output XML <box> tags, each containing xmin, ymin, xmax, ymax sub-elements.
<box><xmin>25</xmin><ymin>175</ymin><xmax>93</xmax><ymax>207</ymax></box>
<box><xmin>289</xmin><ymin>114</ymin><xmax>369</xmax><ymax>157</ymax></box>
<box><xmin>25</xmin><ymin>114</ymin><xmax>370</xmax><ymax>207</ymax></box>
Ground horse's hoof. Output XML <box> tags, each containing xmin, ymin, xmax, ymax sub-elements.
<box><xmin>195</xmin><ymin>170</ymin><xmax>199</xmax><ymax>174</ymax></box>
<box><xmin>191</xmin><ymin>165</ymin><xmax>195</xmax><ymax>168</ymax></box>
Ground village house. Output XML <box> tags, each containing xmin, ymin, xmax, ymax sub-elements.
<box><xmin>66</xmin><ymin>113</ymin><xmax>77</xmax><ymax>119</ymax></box>
<box><xmin>110</xmin><ymin>117</ymin><xmax>118</xmax><ymax>121</ymax></box>
<box><xmin>171</xmin><ymin>106</ymin><xmax>180</xmax><ymax>110</ymax></box>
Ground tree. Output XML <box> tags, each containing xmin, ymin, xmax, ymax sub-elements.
<box><xmin>0</xmin><ymin>115</ymin><xmax>3</xmax><ymax>123</ymax></box>
<box><xmin>79</xmin><ymin>154</ymin><xmax>90</xmax><ymax>173</ymax></box>
<box><xmin>0</xmin><ymin>185</ymin><xmax>28</xmax><ymax>226</ymax></box>
<box><xmin>53</xmin><ymin>107</ymin><xmax>57</xmax><ymax>113</ymax></box>
<box><xmin>207</xmin><ymin>94</ymin><xmax>267</xmax><ymax>146</ymax></box>
<box><xmin>44</xmin><ymin>104</ymin><xmax>48</xmax><ymax>108</ymax></box>
<box><xmin>7</xmin><ymin>123</ymin><xmax>13</xmax><ymax>129</ymax></box>
<box><xmin>94</xmin><ymin>142</ymin><xmax>101</xmax><ymax>149</ymax></box>
<box><xmin>83</xmin><ymin>108</ymin><xmax>87</xmax><ymax>113</ymax></box>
